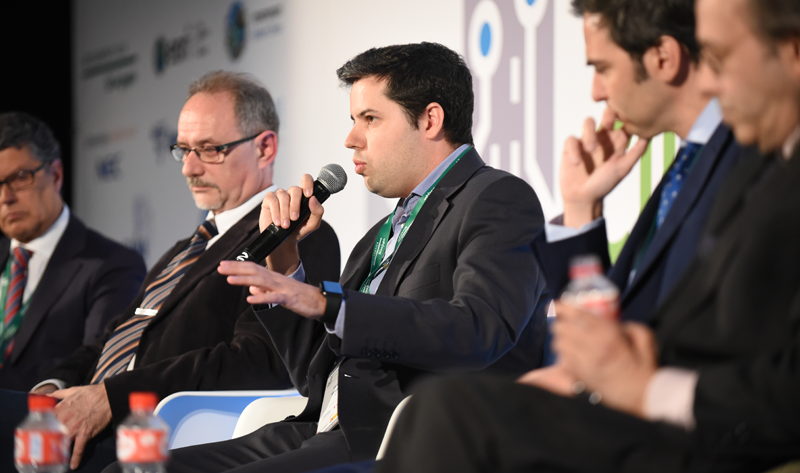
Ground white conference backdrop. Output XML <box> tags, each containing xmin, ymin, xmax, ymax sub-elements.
<box><xmin>73</xmin><ymin>0</ymin><xmax>676</xmax><ymax>268</ymax></box>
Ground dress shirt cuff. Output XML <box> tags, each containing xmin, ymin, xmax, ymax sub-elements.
<box><xmin>31</xmin><ymin>378</ymin><xmax>69</xmax><ymax>392</ymax></box>
<box><xmin>544</xmin><ymin>217</ymin><xmax>604</xmax><ymax>242</ymax></box>
<box><xmin>324</xmin><ymin>300</ymin><xmax>346</xmax><ymax>339</ymax></box>
<box><xmin>643</xmin><ymin>367</ymin><xmax>699</xmax><ymax>431</ymax></box>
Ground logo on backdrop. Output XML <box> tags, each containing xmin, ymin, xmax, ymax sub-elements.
<box><xmin>465</xmin><ymin>0</ymin><xmax>556</xmax><ymax>217</ymax></box>
<box><xmin>153</xmin><ymin>22</ymin><xmax>210</xmax><ymax>74</ymax></box>
<box><xmin>252</xmin><ymin>3</ymin><xmax>283</xmax><ymax>40</ymax></box>
<box><xmin>226</xmin><ymin>2</ymin><xmax>246</xmax><ymax>59</ymax></box>
<box><xmin>80</xmin><ymin>43</ymin><xmax>138</xmax><ymax>92</ymax></box>
<box><xmin>95</xmin><ymin>153</ymin><xmax>122</xmax><ymax>181</ymax></box>
<box><xmin>127</xmin><ymin>195</ymin><xmax>153</xmax><ymax>261</ymax></box>
<box><xmin>150</xmin><ymin>121</ymin><xmax>178</xmax><ymax>164</ymax></box>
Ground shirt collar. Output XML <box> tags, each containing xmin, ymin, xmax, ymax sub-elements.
<box><xmin>683</xmin><ymin>97</ymin><xmax>723</xmax><ymax>147</ymax></box>
<box><xmin>395</xmin><ymin>143</ymin><xmax>470</xmax><ymax>222</ymax></box>
<box><xmin>11</xmin><ymin>204</ymin><xmax>70</xmax><ymax>259</ymax></box>
<box><xmin>205</xmin><ymin>185</ymin><xmax>275</xmax><ymax>245</ymax></box>
<box><xmin>782</xmin><ymin>125</ymin><xmax>800</xmax><ymax>161</ymax></box>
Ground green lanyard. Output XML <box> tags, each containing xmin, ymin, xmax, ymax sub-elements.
<box><xmin>359</xmin><ymin>146</ymin><xmax>471</xmax><ymax>293</ymax></box>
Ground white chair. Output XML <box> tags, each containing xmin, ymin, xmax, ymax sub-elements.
<box><xmin>155</xmin><ymin>389</ymin><xmax>303</xmax><ymax>449</ymax></box>
<box><xmin>376</xmin><ymin>396</ymin><xmax>412</xmax><ymax>460</ymax></box>
<box><xmin>232</xmin><ymin>395</ymin><xmax>309</xmax><ymax>438</ymax></box>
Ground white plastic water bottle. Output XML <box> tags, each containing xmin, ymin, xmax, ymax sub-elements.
<box><xmin>14</xmin><ymin>394</ymin><xmax>69</xmax><ymax>473</ymax></box>
<box><xmin>116</xmin><ymin>392</ymin><xmax>170</xmax><ymax>473</ymax></box>
<box><xmin>561</xmin><ymin>254</ymin><xmax>620</xmax><ymax>320</ymax></box>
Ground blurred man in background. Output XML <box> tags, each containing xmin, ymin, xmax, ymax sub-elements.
<box><xmin>534</xmin><ymin>0</ymin><xmax>742</xmax><ymax>326</ymax></box>
<box><xmin>0</xmin><ymin>71</ymin><xmax>340</xmax><ymax>473</ymax></box>
<box><xmin>0</xmin><ymin>112</ymin><xmax>145</xmax><ymax>390</ymax></box>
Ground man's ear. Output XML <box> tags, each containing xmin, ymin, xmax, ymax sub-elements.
<box><xmin>49</xmin><ymin>159</ymin><xmax>64</xmax><ymax>193</ymax></box>
<box><xmin>420</xmin><ymin>102</ymin><xmax>446</xmax><ymax>141</ymax></box>
<box><xmin>778</xmin><ymin>36</ymin><xmax>800</xmax><ymax>80</ymax></box>
<box><xmin>642</xmin><ymin>35</ymin><xmax>688</xmax><ymax>84</ymax></box>
<box><xmin>254</xmin><ymin>130</ymin><xmax>278</xmax><ymax>169</ymax></box>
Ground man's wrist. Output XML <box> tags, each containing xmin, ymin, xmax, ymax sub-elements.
<box><xmin>563</xmin><ymin>201</ymin><xmax>603</xmax><ymax>229</ymax></box>
<box><xmin>266</xmin><ymin>243</ymin><xmax>301</xmax><ymax>275</ymax></box>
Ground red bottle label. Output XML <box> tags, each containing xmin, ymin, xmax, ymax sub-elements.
<box><xmin>14</xmin><ymin>430</ymin><xmax>68</xmax><ymax>466</ymax></box>
<box><xmin>581</xmin><ymin>296</ymin><xmax>620</xmax><ymax>321</ymax></box>
<box><xmin>117</xmin><ymin>428</ymin><xmax>169</xmax><ymax>463</ymax></box>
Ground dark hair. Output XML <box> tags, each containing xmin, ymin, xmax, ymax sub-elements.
<box><xmin>337</xmin><ymin>42</ymin><xmax>474</xmax><ymax>147</ymax></box>
<box><xmin>572</xmin><ymin>0</ymin><xmax>700</xmax><ymax>80</ymax></box>
<box><xmin>747</xmin><ymin>0</ymin><xmax>800</xmax><ymax>42</ymax></box>
<box><xmin>189</xmin><ymin>70</ymin><xmax>280</xmax><ymax>136</ymax></box>
<box><xmin>0</xmin><ymin>112</ymin><xmax>61</xmax><ymax>164</ymax></box>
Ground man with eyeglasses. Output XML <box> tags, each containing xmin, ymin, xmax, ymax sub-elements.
<box><xmin>0</xmin><ymin>71</ymin><xmax>341</xmax><ymax>473</ymax></box>
<box><xmin>0</xmin><ymin>112</ymin><xmax>145</xmax><ymax>389</ymax></box>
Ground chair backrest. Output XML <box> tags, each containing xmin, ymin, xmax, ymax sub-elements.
<box><xmin>155</xmin><ymin>389</ymin><xmax>300</xmax><ymax>449</ymax></box>
<box><xmin>376</xmin><ymin>396</ymin><xmax>413</xmax><ymax>460</ymax></box>
<box><xmin>232</xmin><ymin>395</ymin><xmax>309</xmax><ymax>438</ymax></box>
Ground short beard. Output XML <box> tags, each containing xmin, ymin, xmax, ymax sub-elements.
<box><xmin>187</xmin><ymin>177</ymin><xmax>222</xmax><ymax>210</ymax></box>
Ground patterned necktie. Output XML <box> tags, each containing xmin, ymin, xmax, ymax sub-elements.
<box><xmin>91</xmin><ymin>220</ymin><xmax>217</xmax><ymax>383</ymax></box>
<box><xmin>656</xmin><ymin>142</ymin><xmax>702</xmax><ymax>229</ymax></box>
<box><xmin>0</xmin><ymin>247</ymin><xmax>32</xmax><ymax>368</ymax></box>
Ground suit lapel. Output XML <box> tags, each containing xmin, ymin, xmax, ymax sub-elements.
<box><xmin>146</xmin><ymin>207</ymin><xmax>259</xmax><ymax>324</ymax></box>
<box><xmin>340</xmin><ymin>219</ymin><xmax>385</xmax><ymax>291</ymax></box>
<box><xmin>623</xmin><ymin>125</ymin><xmax>734</xmax><ymax>301</ymax></box>
<box><xmin>652</xmin><ymin>149</ymin><xmax>790</xmax><ymax>339</ymax></box>
<box><xmin>378</xmin><ymin>149</ymin><xmax>485</xmax><ymax>296</ymax></box>
<box><xmin>8</xmin><ymin>216</ymin><xmax>87</xmax><ymax>364</ymax></box>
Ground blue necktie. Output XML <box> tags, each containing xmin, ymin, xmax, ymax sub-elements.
<box><xmin>656</xmin><ymin>143</ymin><xmax>702</xmax><ymax>229</ymax></box>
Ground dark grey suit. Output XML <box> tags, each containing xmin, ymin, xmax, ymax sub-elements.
<box><xmin>0</xmin><ymin>213</ymin><xmax>145</xmax><ymax>391</ymax></box>
<box><xmin>163</xmin><ymin>148</ymin><xmax>550</xmax><ymax>473</ymax></box>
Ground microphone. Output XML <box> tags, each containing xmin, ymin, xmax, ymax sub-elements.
<box><xmin>236</xmin><ymin>164</ymin><xmax>347</xmax><ymax>263</ymax></box>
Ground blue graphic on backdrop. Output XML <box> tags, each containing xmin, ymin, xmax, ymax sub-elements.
<box><xmin>95</xmin><ymin>153</ymin><xmax>122</xmax><ymax>181</ymax></box>
<box><xmin>466</xmin><ymin>0</ymin><xmax>556</xmax><ymax>217</ymax></box>
<box><xmin>150</xmin><ymin>121</ymin><xmax>178</xmax><ymax>164</ymax></box>
<box><xmin>226</xmin><ymin>2</ymin><xmax>246</xmax><ymax>59</ymax></box>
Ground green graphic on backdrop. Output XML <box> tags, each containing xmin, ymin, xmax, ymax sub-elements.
<box><xmin>608</xmin><ymin>127</ymin><xmax>677</xmax><ymax>263</ymax></box>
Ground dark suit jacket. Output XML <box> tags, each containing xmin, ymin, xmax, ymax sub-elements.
<box><xmin>651</xmin><ymin>145</ymin><xmax>800</xmax><ymax>463</ymax></box>
<box><xmin>42</xmin><ymin>206</ymin><xmax>341</xmax><ymax>422</ymax></box>
<box><xmin>257</xmin><ymin>149</ymin><xmax>550</xmax><ymax>461</ymax></box>
<box><xmin>0</xmin><ymin>214</ymin><xmax>145</xmax><ymax>391</ymax></box>
<box><xmin>533</xmin><ymin>124</ymin><xmax>743</xmax><ymax>322</ymax></box>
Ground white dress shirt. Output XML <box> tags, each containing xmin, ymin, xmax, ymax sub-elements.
<box><xmin>5</xmin><ymin>205</ymin><xmax>71</xmax><ymax>303</ymax></box>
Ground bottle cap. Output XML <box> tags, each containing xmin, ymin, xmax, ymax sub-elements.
<box><xmin>569</xmin><ymin>254</ymin><xmax>603</xmax><ymax>280</ymax></box>
<box><xmin>28</xmin><ymin>394</ymin><xmax>58</xmax><ymax>411</ymax></box>
<box><xmin>129</xmin><ymin>392</ymin><xmax>158</xmax><ymax>411</ymax></box>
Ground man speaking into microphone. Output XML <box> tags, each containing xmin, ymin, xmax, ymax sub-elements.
<box><xmin>160</xmin><ymin>42</ymin><xmax>550</xmax><ymax>473</ymax></box>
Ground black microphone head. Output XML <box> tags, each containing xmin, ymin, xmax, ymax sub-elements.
<box><xmin>317</xmin><ymin>164</ymin><xmax>347</xmax><ymax>194</ymax></box>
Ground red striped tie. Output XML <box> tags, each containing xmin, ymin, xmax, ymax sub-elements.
<box><xmin>91</xmin><ymin>220</ymin><xmax>217</xmax><ymax>383</ymax></box>
<box><xmin>0</xmin><ymin>247</ymin><xmax>32</xmax><ymax>367</ymax></box>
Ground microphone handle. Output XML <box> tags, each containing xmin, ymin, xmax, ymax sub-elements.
<box><xmin>236</xmin><ymin>180</ymin><xmax>332</xmax><ymax>263</ymax></box>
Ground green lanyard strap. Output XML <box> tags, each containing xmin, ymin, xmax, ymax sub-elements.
<box><xmin>359</xmin><ymin>146</ymin><xmax>471</xmax><ymax>293</ymax></box>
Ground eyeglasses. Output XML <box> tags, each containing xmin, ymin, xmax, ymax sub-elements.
<box><xmin>169</xmin><ymin>132</ymin><xmax>264</xmax><ymax>164</ymax></box>
<box><xmin>0</xmin><ymin>163</ymin><xmax>48</xmax><ymax>192</ymax></box>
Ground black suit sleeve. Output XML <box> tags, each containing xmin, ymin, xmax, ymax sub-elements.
<box><xmin>80</xmin><ymin>248</ymin><xmax>146</xmax><ymax>344</ymax></box>
<box><xmin>531</xmin><ymin>220</ymin><xmax>612</xmax><ymax>298</ymax></box>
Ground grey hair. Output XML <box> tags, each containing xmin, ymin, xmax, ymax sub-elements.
<box><xmin>0</xmin><ymin>112</ymin><xmax>61</xmax><ymax>164</ymax></box>
<box><xmin>188</xmin><ymin>70</ymin><xmax>280</xmax><ymax>136</ymax></box>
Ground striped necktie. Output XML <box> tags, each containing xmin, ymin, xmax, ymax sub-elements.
<box><xmin>0</xmin><ymin>247</ymin><xmax>32</xmax><ymax>368</ymax></box>
<box><xmin>91</xmin><ymin>219</ymin><xmax>218</xmax><ymax>383</ymax></box>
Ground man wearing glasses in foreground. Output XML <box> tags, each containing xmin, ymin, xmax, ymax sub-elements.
<box><xmin>0</xmin><ymin>71</ymin><xmax>340</xmax><ymax>473</ymax></box>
